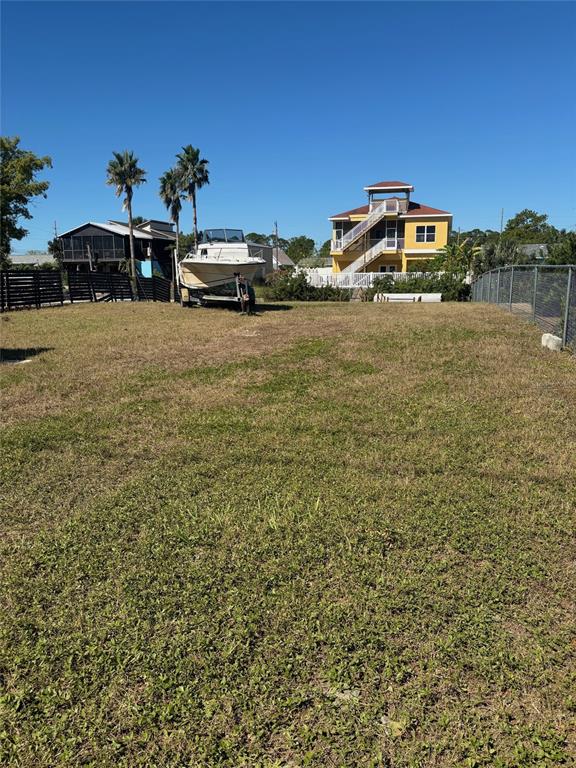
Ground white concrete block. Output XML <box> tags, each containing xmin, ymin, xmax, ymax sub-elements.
<box><xmin>541</xmin><ymin>333</ymin><xmax>563</xmax><ymax>351</ymax></box>
<box><xmin>373</xmin><ymin>293</ymin><xmax>442</xmax><ymax>303</ymax></box>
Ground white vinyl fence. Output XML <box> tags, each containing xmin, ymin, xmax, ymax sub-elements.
<box><xmin>304</xmin><ymin>271</ymin><xmax>427</xmax><ymax>289</ymax></box>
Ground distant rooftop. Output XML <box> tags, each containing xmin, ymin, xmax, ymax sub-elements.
<box><xmin>11</xmin><ymin>252</ymin><xmax>53</xmax><ymax>265</ymax></box>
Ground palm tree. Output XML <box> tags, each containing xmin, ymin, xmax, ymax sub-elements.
<box><xmin>175</xmin><ymin>145</ymin><xmax>209</xmax><ymax>248</ymax></box>
<box><xmin>159</xmin><ymin>167</ymin><xmax>183</xmax><ymax>290</ymax></box>
<box><xmin>106</xmin><ymin>150</ymin><xmax>146</xmax><ymax>288</ymax></box>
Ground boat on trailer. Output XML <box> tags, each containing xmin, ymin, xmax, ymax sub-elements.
<box><xmin>178</xmin><ymin>228</ymin><xmax>265</xmax><ymax>305</ymax></box>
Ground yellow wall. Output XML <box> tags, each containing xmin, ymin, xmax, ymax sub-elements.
<box><xmin>364</xmin><ymin>255</ymin><xmax>402</xmax><ymax>272</ymax></box>
<box><xmin>403</xmin><ymin>218</ymin><xmax>450</xmax><ymax>250</ymax></box>
<box><xmin>402</xmin><ymin>255</ymin><xmax>436</xmax><ymax>271</ymax></box>
<box><xmin>332</xmin><ymin>256</ymin><xmax>355</xmax><ymax>273</ymax></box>
<box><xmin>332</xmin><ymin>254</ymin><xmax>403</xmax><ymax>273</ymax></box>
<box><xmin>331</xmin><ymin>215</ymin><xmax>451</xmax><ymax>273</ymax></box>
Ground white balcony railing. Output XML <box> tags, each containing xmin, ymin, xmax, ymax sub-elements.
<box><xmin>331</xmin><ymin>237</ymin><xmax>404</xmax><ymax>254</ymax></box>
<box><xmin>369</xmin><ymin>198</ymin><xmax>408</xmax><ymax>214</ymax></box>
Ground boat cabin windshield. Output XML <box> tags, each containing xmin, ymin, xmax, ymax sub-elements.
<box><xmin>200</xmin><ymin>229</ymin><xmax>245</xmax><ymax>244</ymax></box>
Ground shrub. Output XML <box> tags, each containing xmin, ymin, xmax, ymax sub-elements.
<box><xmin>365</xmin><ymin>272</ymin><xmax>470</xmax><ymax>302</ymax></box>
<box><xmin>263</xmin><ymin>270</ymin><xmax>350</xmax><ymax>302</ymax></box>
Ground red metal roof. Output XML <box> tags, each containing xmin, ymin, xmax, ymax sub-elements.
<box><xmin>329</xmin><ymin>201</ymin><xmax>451</xmax><ymax>220</ymax></box>
<box><xmin>365</xmin><ymin>180</ymin><xmax>412</xmax><ymax>189</ymax></box>
<box><xmin>329</xmin><ymin>204</ymin><xmax>370</xmax><ymax>220</ymax></box>
<box><xmin>403</xmin><ymin>201</ymin><xmax>451</xmax><ymax>216</ymax></box>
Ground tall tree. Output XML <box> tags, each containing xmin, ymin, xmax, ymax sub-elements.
<box><xmin>286</xmin><ymin>235</ymin><xmax>315</xmax><ymax>264</ymax></box>
<box><xmin>159</xmin><ymin>168</ymin><xmax>183</xmax><ymax>285</ymax></box>
<box><xmin>106</xmin><ymin>150</ymin><xmax>146</xmax><ymax>287</ymax></box>
<box><xmin>546</xmin><ymin>232</ymin><xmax>576</xmax><ymax>265</ymax></box>
<box><xmin>318</xmin><ymin>239</ymin><xmax>332</xmax><ymax>260</ymax></box>
<box><xmin>245</xmin><ymin>232</ymin><xmax>271</xmax><ymax>246</ymax></box>
<box><xmin>0</xmin><ymin>136</ymin><xmax>52</xmax><ymax>268</ymax></box>
<box><xmin>47</xmin><ymin>237</ymin><xmax>64</xmax><ymax>269</ymax></box>
<box><xmin>177</xmin><ymin>232</ymin><xmax>196</xmax><ymax>258</ymax></box>
<box><xmin>503</xmin><ymin>209</ymin><xmax>559</xmax><ymax>244</ymax></box>
<box><xmin>176</xmin><ymin>145</ymin><xmax>209</xmax><ymax>247</ymax></box>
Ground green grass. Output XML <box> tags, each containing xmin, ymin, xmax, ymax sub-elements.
<box><xmin>1</xmin><ymin>301</ymin><xmax>575</xmax><ymax>767</ymax></box>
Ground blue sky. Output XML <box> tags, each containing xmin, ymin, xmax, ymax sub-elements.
<box><xmin>2</xmin><ymin>1</ymin><xmax>575</xmax><ymax>252</ymax></box>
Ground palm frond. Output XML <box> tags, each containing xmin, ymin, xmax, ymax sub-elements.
<box><xmin>175</xmin><ymin>145</ymin><xmax>210</xmax><ymax>197</ymax></box>
<box><xmin>159</xmin><ymin>167</ymin><xmax>183</xmax><ymax>224</ymax></box>
<box><xmin>106</xmin><ymin>150</ymin><xmax>147</xmax><ymax>205</ymax></box>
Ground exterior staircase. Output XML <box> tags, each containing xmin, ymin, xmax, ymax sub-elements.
<box><xmin>332</xmin><ymin>199</ymin><xmax>405</xmax><ymax>252</ymax></box>
<box><xmin>341</xmin><ymin>237</ymin><xmax>405</xmax><ymax>273</ymax></box>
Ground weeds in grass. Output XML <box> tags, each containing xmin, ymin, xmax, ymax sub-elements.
<box><xmin>1</xmin><ymin>302</ymin><xmax>575</xmax><ymax>766</ymax></box>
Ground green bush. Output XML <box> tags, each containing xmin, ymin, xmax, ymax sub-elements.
<box><xmin>263</xmin><ymin>270</ymin><xmax>350</xmax><ymax>302</ymax></box>
<box><xmin>365</xmin><ymin>273</ymin><xmax>470</xmax><ymax>302</ymax></box>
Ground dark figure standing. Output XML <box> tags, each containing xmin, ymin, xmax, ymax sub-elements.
<box><xmin>246</xmin><ymin>281</ymin><xmax>256</xmax><ymax>314</ymax></box>
<box><xmin>238</xmin><ymin>275</ymin><xmax>256</xmax><ymax>315</ymax></box>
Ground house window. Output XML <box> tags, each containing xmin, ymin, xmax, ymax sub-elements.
<box><xmin>416</xmin><ymin>225</ymin><xmax>436</xmax><ymax>243</ymax></box>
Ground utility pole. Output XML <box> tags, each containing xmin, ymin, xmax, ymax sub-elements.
<box><xmin>274</xmin><ymin>220</ymin><xmax>279</xmax><ymax>269</ymax></box>
<box><xmin>53</xmin><ymin>221</ymin><xmax>62</xmax><ymax>271</ymax></box>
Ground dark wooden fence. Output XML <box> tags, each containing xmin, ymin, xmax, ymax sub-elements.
<box><xmin>0</xmin><ymin>270</ymin><xmax>64</xmax><ymax>312</ymax></box>
<box><xmin>0</xmin><ymin>269</ymin><xmax>176</xmax><ymax>311</ymax></box>
<box><xmin>68</xmin><ymin>271</ymin><xmax>134</xmax><ymax>303</ymax></box>
<box><xmin>136</xmin><ymin>275</ymin><xmax>173</xmax><ymax>302</ymax></box>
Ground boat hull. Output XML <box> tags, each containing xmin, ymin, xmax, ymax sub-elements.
<box><xmin>179</xmin><ymin>259</ymin><xmax>264</xmax><ymax>290</ymax></box>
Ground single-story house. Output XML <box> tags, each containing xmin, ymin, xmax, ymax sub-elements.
<box><xmin>9</xmin><ymin>253</ymin><xmax>55</xmax><ymax>268</ymax></box>
<box><xmin>272</xmin><ymin>247</ymin><xmax>295</xmax><ymax>269</ymax></box>
<box><xmin>517</xmin><ymin>244</ymin><xmax>549</xmax><ymax>260</ymax></box>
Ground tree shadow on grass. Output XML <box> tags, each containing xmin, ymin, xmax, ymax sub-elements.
<box><xmin>0</xmin><ymin>347</ymin><xmax>53</xmax><ymax>364</ymax></box>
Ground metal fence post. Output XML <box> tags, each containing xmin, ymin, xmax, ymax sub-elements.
<box><xmin>496</xmin><ymin>268</ymin><xmax>501</xmax><ymax>304</ymax></box>
<box><xmin>508</xmin><ymin>266</ymin><xmax>514</xmax><ymax>312</ymax></box>
<box><xmin>532</xmin><ymin>265</ymin><xmax>539</xmax><ymax>321</ymax></box>
<box><xmin>562</xmin><ymin>266</ymin><xmax>573</xmax><ymax>348</ymax></box>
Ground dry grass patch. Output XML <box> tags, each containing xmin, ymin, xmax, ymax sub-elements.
<box><xmin>1</xmin><ymin>301</ymin><xmax>575</xmax><ymax>767</ymax></box>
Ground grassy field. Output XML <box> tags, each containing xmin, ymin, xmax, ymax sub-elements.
<box><xmin>1</xmin><ymin>301</ymin><xmax>575</xmax><ymax>767</ymax></box>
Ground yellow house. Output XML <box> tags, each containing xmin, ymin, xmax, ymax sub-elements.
<box><xmin>330</xmin><ymin>181</ymin><xmax>452</xmax><ymax>274</ymax></box>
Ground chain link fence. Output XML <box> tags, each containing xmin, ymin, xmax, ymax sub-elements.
<box><xmin>471</xmin><ymin>265</ymin><xmax>575</xmax><ymax>352</ymax></box>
